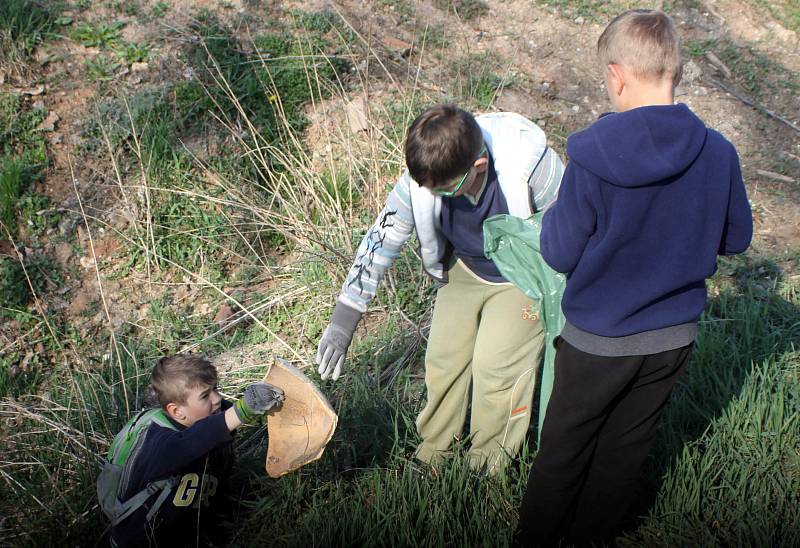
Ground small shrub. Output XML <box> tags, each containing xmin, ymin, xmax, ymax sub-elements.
<box><xmin>116</xmin><ymin>40</ymin><xmax>150</xmax><ymax>64</ymax></box>
<box><xmin>70</xmin><ymin>20</ymin><xmax>124</xmax><ymax>48</ymax></box>
<box><xmin>85</xmin><ymin>54</ymin><xmax>120</xmax><ymax>81</ymax></box>
<box><xmin>151</xmin><ymin>2</ymin><xmax>169</xmax><ymax>18</ymax></box>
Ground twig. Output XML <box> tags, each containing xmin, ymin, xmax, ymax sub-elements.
<box><xmin>756</xmin><ymin>170</ymin><xmax>795</xmax><ymax>184</ymax></box>
<box><xmin>705</xmin><ymin>52</ymin><xmax>731</xmax><ymax>79</ymax></box>
<box><xmin>707</xmin><ymin>77</ymin><xmax>800</xmax><ymax>134</ymax></box>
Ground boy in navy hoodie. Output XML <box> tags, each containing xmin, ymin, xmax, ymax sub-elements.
<box><xmin>110</xmin><ymin>355</ymin><xmax>284</xmax><ymax>547</ymax></box>
<box><xmin>516</xmin><ymin>9</ymin><xmax>752</xmax><ymax>546</ymax></box>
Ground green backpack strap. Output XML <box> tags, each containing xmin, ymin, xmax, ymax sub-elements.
<box><xmin>108</xmin><ymin>408</ymin><xmax>176</xmax><ymax>465</ymax></box>
<box><xmin>98</xmin><ymin>408</ymin><xmax>179</xmax><ymax>526</ymax></box>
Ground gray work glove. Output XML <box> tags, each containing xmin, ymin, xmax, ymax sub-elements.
<box><xmin>234</xmin><ymin>382</ymin><xmax>285</xmax><ymax>424</ymax></box>
<box><xmin>316</xmin><ymin>301</ymin><xmax>363</xmax><ymax>381</ymax></box>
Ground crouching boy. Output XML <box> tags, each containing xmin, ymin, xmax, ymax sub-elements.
<box><xmin>99</xmin><ymin>355</ymin><xmax>284</xmax><ymax>547</ymax></box>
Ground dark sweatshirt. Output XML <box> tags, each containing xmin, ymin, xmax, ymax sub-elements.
<box><xmin>541</xmin><ymin>104</ymin><xmax>752</xmax><ymax>355</ymax></box>
<box><xmin>110</xmin><ymin>401</ymin><xmax>234</xmax><ymax>548</ymax></box>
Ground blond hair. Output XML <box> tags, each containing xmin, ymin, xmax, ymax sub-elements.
<box><xmin>598</xmin><ymin>9</ymin><xmax>682</xmax><ymax>85</ymax></box>
<box><xmin>150</xmin><ymin>354</ymin><xmax>218</xmax><ymax>407</ymax></box>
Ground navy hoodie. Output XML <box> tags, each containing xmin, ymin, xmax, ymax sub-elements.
<box><xmin>111</xmin><ymin>401</ymin><xmax>234</xmax><ymax>548</ymax></box>
<box><xmin>541</xmin><ymin>104</ymin><xmax>752</xmax><ymax>347</ymax></box>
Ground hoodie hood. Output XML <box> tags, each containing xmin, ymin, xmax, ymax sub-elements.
<box><xmin>566</xmin><ymin>104</ymin><xmax>707</xmax><ymax>187</ymax></box>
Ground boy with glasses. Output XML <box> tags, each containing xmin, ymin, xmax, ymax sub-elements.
<box><xmin>316</xmin><ymin>104</ymin><xmax>564</xmax><ymax>473</ymax></box>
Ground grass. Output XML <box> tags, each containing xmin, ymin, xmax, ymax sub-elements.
<box><xmin>533</xmin><ymin>0</ymin><xmax>625</xmax><ymax>21</ymax></box>
<box><xmin>0</xmin><ymin>93</ymin><xmax>48</xmax><ymax>234</ymax></box>
<box><xmin>0</xmin><ymin>93</ymin><xmax>47</xmax><ymax>168</ymax></box>
<box><xmin>1</xmin><ymin>256</ymin><xmax>797</xmax><ymax>545</ymax></box>
<box><xmin>447</xmin><ymin>52</ymin><xmax>513</xmax><ymax>108</ymax></box>
<box><xmin>85</xmin><ymin>54</ymin><xmax>120</xmax><ymax>81</ymax></box>
<box><xmin>0</xmin><ymin>158</ymin><xmax>25</xmax><ymax>230</ymax></box>
<box><xmin>151</xmin><ymin>2</ymin><xmax>169</xmax><ymax>18</ymax></box>
<box><xmin>70</xmin><ymin>20</ymin><xmax>124</xmax><ymax>48</ymax></box>
<box><xmin>0</xmin><ymin>339</ymin><xmax>146</xmax><ymax>545</ymax></box>
<box><xmin>1</xmin><ymin>3</ymin><xmax>798</xmax><ymax>547</ymax></box>
<box><xmin>749</xmin><ymin>0</ymin><xmax>800</xmax><ymax>32</ymax></box>
<box><xmin>116</xmin><ymin>40</ymin><xmax>150</xmax><ymax>64</ymax></box>
<box><xmin>0</xmin><ymin>0</ymin><xmax>57</xmax><ymax>73</ymax></box>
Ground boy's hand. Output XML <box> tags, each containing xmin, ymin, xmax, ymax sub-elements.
<box><xmin>316</xmin><ymin>301</ymin><xmax>362</xmax><ymax>381</ymax></box>
<box><xmin>234</xmin><ymin>382</ymin><xmax>285</xmax><ymax>424</ymax></box>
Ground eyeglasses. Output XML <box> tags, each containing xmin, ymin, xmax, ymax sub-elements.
<box><xmin>432</xmin><ymin>145</ymin><xmax>487</xmax><ymax>197</ymax></box>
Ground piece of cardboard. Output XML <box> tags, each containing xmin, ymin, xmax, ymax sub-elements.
<box><xmin>263</xmin><ymin>358</ymin><xmax>337</xmax><ymax>478</ymax></box>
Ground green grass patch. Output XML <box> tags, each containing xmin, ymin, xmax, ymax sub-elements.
<box><xmin>0</xmin><ymin>157</ymin><xmax>25</xmax><ymax>230</ymax></box>
<box><xmin>0</xmin><ymin>341</ymin><xmax>148</xmax><ymax>545</ymax></box>
<box><xmin>84</xmin><ymin>54</ymin><xmax>120</xmax><ymax>81</ymax></box>
<box><xmin>112</xmin><ymin>0</ymin><xmax>142</xmax><ymax>17</ymax></box>
<box><xmin>70</xmin><ymin>20</ymin><xmax>124</xmax><ymax>48</ymax></box>
<box><xmin>0</xmin><ymin>93</ymin><xmax>48</xmax><ymax>167</ymax></box>
<box><xmin>1</xmin><ymin>254</ymin><xmax>799</xmax><ymax>545</ymax></box>
<box><xmin>0</xmin><ymin>272</ymin><xmax>67</xmax><ymax>400</ymax></box>
<box><xmin>0</xmin><ymin>93</ymin><xmax>48</xmax><ymax>233</ymax></box>
<box><xmin>16</xmin><ymin>192</ymin><xmax>62</xmax><ymax>242</ymax></box>
<box><xmin>0</xmin><ymin>0</ymin><xmax>56</xmax><ymax>55</ymax></box>
<box><xmin>115</xmin><ymin>40</ymin><xmax>150</xmax><ymax>64</ymax></box>
<box><xmin>448</xmin><ymin>53</ymin><xmax>511</xmax><ymax>108</ymax></box>
<box><xmin>469</xmin><ymin>73</ymin><xmax>506</xmax><ymax>108</ymax></box>
<box><xmin>0</xmin><ymin>254</ymin><xmax>34</xmax><ymax>309</ymax></box>
<box><xmin>377</xmin><ymin>0</ymin><xmax>416</xmax><ymax>19</ymax></box>
<box><xmin>79</xmin><ymin>9</ymin><xmax>352</xmax><ymax>284</ymax></box>
<box><xmin>151</xmin><ymin>2</ymin><xmax>169</xmax><ymax>18</ymax></box>
<box><xmin>181</xmin><ymin>10</ymin><xmax>349</xmax><ymax>145</ymax></box>
<box><xmin>749</xmin><ymin>0</ymin><xmax>800</xmax><ymax>33</ymax></box>
<box><xmin>0</xmin><ymin>253</ymin><xmax>62</xmax><ymax>309</ymax></box>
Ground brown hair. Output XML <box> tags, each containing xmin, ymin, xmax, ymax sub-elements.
<box><xmin>404</xmin><ymin>104</ymin><xmax>483</xmax><ymax>188</ymax></box>
<box><xmin>598</xmin><ymin>9</ymin><xmax>682</xmax><ymax>86</ymax></box>
<box><xmin>150</xmin><ymin>354</ymin><xmax>218</xmax><ymax>407</ymax></box>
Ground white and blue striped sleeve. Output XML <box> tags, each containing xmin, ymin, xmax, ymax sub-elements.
<box><xmin>338</xmin><ymin>173</ymin><xmax>416</xmax><ymax>313</ymax></box>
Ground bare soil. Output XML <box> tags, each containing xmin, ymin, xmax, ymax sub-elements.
<box><xmin>2</xmin><ymin>0</ymin><xmax>799</xmax><ymax>350</ymax></box>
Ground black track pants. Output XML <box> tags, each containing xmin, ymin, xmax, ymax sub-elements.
<box><xmin>516</xmin><ymin>337</ymin><xmax>693</xmax><ymax>547</ymax></box>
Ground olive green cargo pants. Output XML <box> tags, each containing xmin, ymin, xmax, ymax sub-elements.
<box><xmin>415</xmin><ymin>260</ymin><xmax>544</xmax><ymax>473</ymax></box>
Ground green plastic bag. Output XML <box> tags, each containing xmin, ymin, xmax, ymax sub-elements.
<box><xmin>483</xmin><ymin>212</ymin><xmax>565</xmax><ymax>443</ymax></box>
